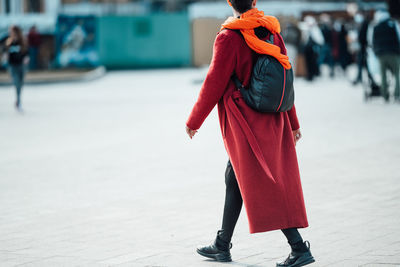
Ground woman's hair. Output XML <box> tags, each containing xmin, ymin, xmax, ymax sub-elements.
<box><xmin>230</xmin><ymin>0</ymin><xmax>253</xmax><ymax>14</ymax></box>
<box><xmin>6</xmin><ymin>25</ymin><xmax>28</xmax><ymax>52</ymax></box>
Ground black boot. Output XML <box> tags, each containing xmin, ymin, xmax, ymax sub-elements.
<box><xmin>276</xmin><ymin>241</ymin><xmax>315</xmax><ymax>267</ymax></box>
<box><xmin>196</xmin><ymin>231</ymin><xmax>232</xmax><ymax>262</ymax></box>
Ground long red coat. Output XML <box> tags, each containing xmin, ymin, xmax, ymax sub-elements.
<box><xmin>186</xmin><ymin>29</ymin><xmax>308</xmax><ymax>234</ymax></box>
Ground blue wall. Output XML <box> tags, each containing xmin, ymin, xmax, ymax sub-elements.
<box><xmin>97</xmin><ymin>13</ymin><xmax>192</xmax><ymax>68</ymax></box>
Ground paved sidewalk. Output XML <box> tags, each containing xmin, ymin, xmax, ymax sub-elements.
<box><xmin>0</xmin><ymin>68</ymin><xmax>399</xmax><ymax>267</ymax></box>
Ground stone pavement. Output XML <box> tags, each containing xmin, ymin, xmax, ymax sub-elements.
<box><xmin>0</xmin><ymin>68</ymin><xmax>399</xmax><ymax>267</ymax></box>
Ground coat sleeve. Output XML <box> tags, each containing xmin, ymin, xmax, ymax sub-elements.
<box><xmin>287</xmin><ymin>104</ymin><xmax>300</xmax><ymax>131</ymax></box>
<box><xmin>186</xmin><ymin>31</ymin><xmax>237</xmax><ymax>130</ymax></box>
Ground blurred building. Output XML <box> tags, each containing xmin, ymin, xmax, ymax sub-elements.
<box><xmin>0</xmin><ymin>0</ymin><xmax>60</xmax><ymax>33</ymax></box>
<box><xmin>0</xmin><ymin>0</ymin><xmax>61</xmax><ymax>69</ymax></box>
<box><xmin>55</xmin><ymin>0</ymin><xmax>191</xmax><ymax>68</ymax></box>
<box><xmin>60</xmin><ymin>0</ymin><xmax>148</xmax><ymax>15</ymax></box>
<box><xmin>60</xmin><ymin>0</ymin><xmax>193</xmax><ymax>14</ymax></box>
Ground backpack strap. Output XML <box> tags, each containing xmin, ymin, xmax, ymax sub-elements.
<box><xmin>230</xmin><ymin>28</ymin><xmax>274</xmax><ymax>90</ymax></box>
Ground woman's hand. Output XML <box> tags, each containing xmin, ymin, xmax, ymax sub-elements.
<box><xmin>186</xmin><ymin>126</ymin><xmax>197</xmax><ymax>139</ymax></box>
<box><xmin>292</xmin><ymin>129</ymin><xmax>302</xmax><ymax>146</ymax></box>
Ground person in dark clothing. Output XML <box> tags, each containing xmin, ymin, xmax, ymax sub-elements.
<box><xmin>338</xmin><ymin>24</ymin><xmax>352</xmax><ymax>73</ymax></box>
<box><xmin>5</xmin><ymin>25</ymin><xmax>28</xmax><ymax>110</ymax></box>
<box><xmin>304</xmin><ymin>37</ymin><xmax>319</xmax><ymax>81</ymax></box>
<box><xmin>319</xmin><ymin>15</ymin><xmax>335</xmax><ymax>77</ymax></box>
<box><xmin>28</xmin><ymin>25</ymin><xmax>40</xmax><ymax>70</ymax></box>
<box><xmin>331</xmin><ymin>23</ymin><xmax>340</xmax><ymax>71</ymax></box>
<box><xmin>352</xmin><ymin>13</ymin><xmax>381</xmax><ymax>96</ymax></box>
<box><xmin>353</xmin><ymin>14</ymin><xmax>370</xmax><ymax>84</ymax></box>
<box><xmin>372</xmin><ymin>9</ymin><xmax>400</xmax><ymax>101</ymax></box>
<box><xmin>303</xmin><ymin>16</ymin><xmax>324</xmax><ymax>81</ymax></box>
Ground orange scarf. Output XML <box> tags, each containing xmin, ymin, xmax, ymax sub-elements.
<box><xmin>221</xmin><ymin>8</ymin><xmax>291</xmax><ymax>69</ymax></box>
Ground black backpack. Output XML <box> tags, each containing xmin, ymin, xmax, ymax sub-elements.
<box><xmin>232</xmin><ymin>32</ymin><xmax>294</xmax><ymax>113</ymax></box>
<box><xmin>372</xmin><ymin>18</ymin><xmax>400</xmax><ymax>56</ymax></box>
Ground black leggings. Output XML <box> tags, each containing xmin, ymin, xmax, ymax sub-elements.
<box><xmin>221</xmin><ymin>161</ymin><xmax>303</xmax><ymax>245</ymax></box>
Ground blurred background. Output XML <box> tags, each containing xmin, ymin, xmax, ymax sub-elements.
<box><xmin>0</xmin><ymin>0</ymin><xmax>397</xmax><ymax>73</ymax></box>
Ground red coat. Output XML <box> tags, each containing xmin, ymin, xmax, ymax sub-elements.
<box><xmin>186</xmin><ymin>29</ymin><xmax>308</xmax><ymax>234</ymax></box>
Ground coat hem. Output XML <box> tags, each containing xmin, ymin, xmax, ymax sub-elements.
<box><xmin>249</xmin><ymin>222</ymin><xmax>309</xmax><ymax>234</ymax></box>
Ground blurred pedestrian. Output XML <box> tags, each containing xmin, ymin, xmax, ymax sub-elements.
<box><xmin>353</xmin><ymin>13</ymin><xmax>369</xmax><ymax>84</ymax></box>
<box><xmin>372</xmin><ymin>9</ymin><xmax>400</xmax><ymax>102</ymax></box>
<box><xmin>331</xmin><ymin>21</ymin><xmax>340</xmax><ymax>72</ymax></box>
<box><xmin>282</xmin><ymin>22</ymin><xmax>302</xmax><ymax>73</ymax></box>
<box><xmin>319</xmin><ymin>14</ymin><xmax>335</xmax><ymax>77</ymax></box>
<box><xmin>27</xmin><ymin>25</ymin><xmax>40</xmax><ymax>70</ymax></box>
<box><xmin>186</xmin><ymin>0</ymin><xmax>314</xmax><ymax>266</ymax></box>
<box><xmin>352</xmin><ymin>12</ymin><xmax>381</xmax><ymax>97</ymax></box>
<box><xmin>338</xmin><ymin>23</ymin><xmax>352</xmax><ymax>73</ymax></box>
<box><xmin>303</xmin><ymin>16</ymin><xmax>324</xmax><ymax>81</ymax></box>
<box><xmin>5</xmin><ymin>25</ymin><xmax>28</xmax><ymax>110</ymax></box>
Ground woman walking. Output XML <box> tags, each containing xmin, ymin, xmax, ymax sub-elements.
<box><xmin>5</xmin><ymin>25</ymin><xmax>28</xmax><ymax>110</ymax></box>
<box><xmin>185</xmin><ymin>0</ymin><xmax>314</xmax><ymax>266</ymax></box>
